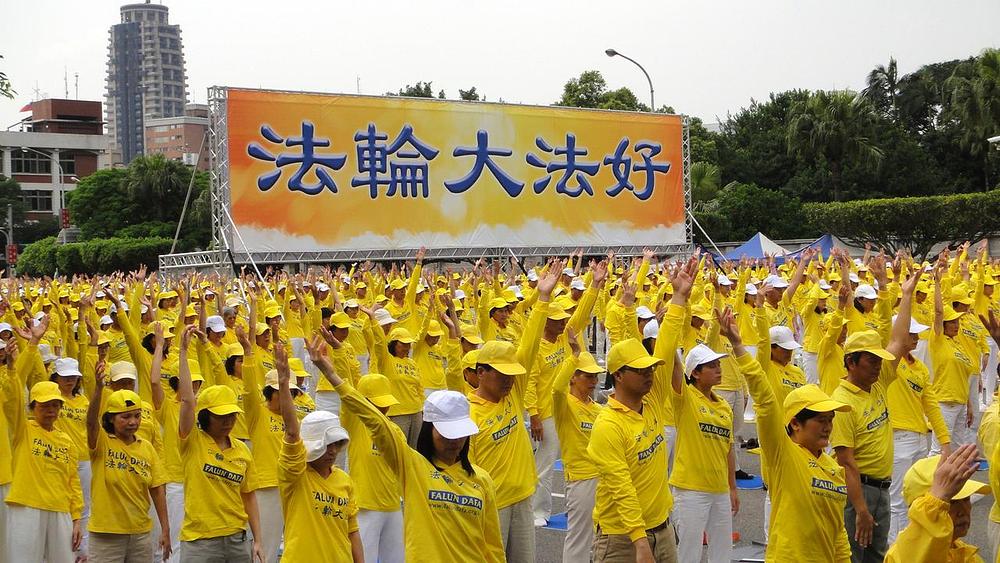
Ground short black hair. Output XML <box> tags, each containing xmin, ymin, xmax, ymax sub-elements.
<box><xmin>416</xmin><ymin>421</ymin><xmax>475</xmax><ymax>476</ymax></box>
<box><xmin>785</xmin><ymin>407</ymin><xmax>822</xmax><ymax>435</ymax></box>
<box><xmin>101</xmin><ymin>412</ymin><xmax>116</xmax><ymax>434</ymax></box>
<box><xmin>225</xmin><ymin>355</ymin><xmax>239</xmax><ymax>376</ymax></box>
<box><xmin>321</xmin><ymin>307</ymin><xmax>334</xmax><ymax>320</ymax></box>
<box><xmin>843</xmin><ymin>351</ymin><xmax>866</xmax><ymax>369</ymax></box>
<box><xmin>196</xmin><ymin>409</ymin><xmax>212</xmax><ymax>430</ymax></box>
<box><xmin>49</xmin><ymin>373</ymin><xmax>82</xmax><ymax>396</ymax></box>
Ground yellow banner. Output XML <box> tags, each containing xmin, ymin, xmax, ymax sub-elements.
<box><xmin>227</xmin><ymin>88</ymin><xmax>687</xmax><ymax>251</ymax></box>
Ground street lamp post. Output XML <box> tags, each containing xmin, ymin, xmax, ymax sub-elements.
<box><xmin>19</xmin><ymin>146</ymin><xmax>77</xmax><ymax>243</ymax></box>
<box><xmin>605</xmin><ymin>48</ymin><xmax>655</xmax><ymax>111</ymax></box>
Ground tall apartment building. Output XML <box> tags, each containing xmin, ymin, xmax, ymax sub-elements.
<box><xmin>105</xmin><ymin>1</ymin><xmax>188</xmax><ymax>165</ymax></box>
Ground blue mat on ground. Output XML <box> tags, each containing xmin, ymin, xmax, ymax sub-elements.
<box><xmin>980</xmin><ymin>459</ymin><xmax>989</xmax><ymax>472</ymax></box>
<box><xmin>736</xmin><ymin>474</ymin><xmax>765</xmax><ymax>490</ymax></box>
<box><xmin>543</xmin><ymin>512</ymin><xmax>568</xmax><ymax>531</ymax></box>
<box><xmin>554</xmin><ymin>459</ymin><xmax>563</xmax><ymax>471</ymax></box>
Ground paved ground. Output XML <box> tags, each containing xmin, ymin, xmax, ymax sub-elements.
<box><xmin>534</xmin><ymin>421</ymin><xmax>994</xmax><ymax>562</ymax></box>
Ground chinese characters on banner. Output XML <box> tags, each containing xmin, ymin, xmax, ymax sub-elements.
<box><xmin>227</xmin><ymin>88</ymin><xmax>686</xmax><ymax>251</ymax></box>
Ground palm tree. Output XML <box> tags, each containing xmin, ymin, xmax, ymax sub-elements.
<box><xmin>945</xmin><ymin>49</ymin><xmax>1000</xmax><ymax>189</ymax></box>
<box><xmin>786</xmin><ymin>90</ymin><xmax>885</xmax><ymax>201</ymax></box>
<box><xmin>862</xmin><ymin>57</ymin><xmax>901</xmax><ymax>121</ymax></box>
<box><xmin>690</xmin><ymin>161</ymin><xmax>721</xmax><ymax>209</ymax></box>
<box><xmin>125</xmin><ymin>154</ymin><xmax>189</xmax><ymax>221</ymax></box>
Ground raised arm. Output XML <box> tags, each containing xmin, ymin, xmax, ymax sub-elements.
<box><xmin>86</xmin><ymin>360</ymin><xmax>108</xmax><ymax>451</ymax></box>
<box><xmin>177</xmin><ymin>326</ymin><xmax>199</xmax><ymax>440</ymax></box>
<box><xmin>276</xmin><ymin>344</ymin><xmax>299</xmax><ymax>443</ymax></box>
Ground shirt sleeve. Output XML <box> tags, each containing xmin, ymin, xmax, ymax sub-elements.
<box><xmin>480</xmin><ymin>471</ymin><xmax>506</xmax><ymax>563</ymax></box>
<box><xmin>829</xmin><ymin>398</ymin><xmax>856</xmax><ymax>450</ymax></box>
<box><xmin>148</xmin><ymin>441</ymin><xmax>169</xmax><ymax>488</ymax></box>
<box><xmin>883</xmin><ymin>495</ymin><xmax>954</xmax><ymax>563</ymax></box>
<box><xmin>279</xmin><ymin>438</ymin><xmax>307</xmax><ymax>483</ymax></box>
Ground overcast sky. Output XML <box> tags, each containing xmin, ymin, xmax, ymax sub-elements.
<box><xmin>2</xmin><ymin>0</ymin><xmax>998</xmax><ymax>130</ymax></box>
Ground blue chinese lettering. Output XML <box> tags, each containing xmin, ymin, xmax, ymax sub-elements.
<box><xmin>247</xmin><ymin>121</ymin><xmax>347</xmax><ymax>195</ymax></box>
<box><xmin>351</xmin><ymin>123</ymin><xmax>440</xmax><ymax>199</ymax></box>
<box><xmin>603</xmin><ymin>138</ymin><xmax>671</xmax><ymax>200</ymax></box>
<box><xmin>445</xmin><ymin>130</ymin><xmax>525</xmax><ymax>197</ymax></box>
<box><xmin>525</xmin><ymin>134</ymin><xmax>600</xmax><ymax>197</ymax></box>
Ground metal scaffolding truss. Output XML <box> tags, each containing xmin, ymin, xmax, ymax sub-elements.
<box><xmin>158</xmin><ymin>86</ymin><xmax>695</xmax><ymax>272</ymax></box>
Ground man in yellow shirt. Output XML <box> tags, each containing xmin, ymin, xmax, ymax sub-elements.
<box><xmin>832</xmin><ymin>271</ymin><xmax>919</xmax><ymax>563</ymax></box>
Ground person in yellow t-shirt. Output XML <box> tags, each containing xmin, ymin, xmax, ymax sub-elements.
<box><xmin>929</xmin><ymin>272</ymin><xmax>977</xmax><ymax>455</ymax></box>
<box><xmin>86</xmin><ymin>369</ymin><xmax>169</xmax><ymax>561</ymax></box>
<box><xmin>885</xmin><ymin>445</ymin><xmax>990</xmax><ymax>563</ymax></box>
<box><xmin>274</xmin><ymin>342</ymin><xmax>362</xmax><ymax>563</ymax></box>
<box><xmin>5</xmin><ymin>318</ymin><xmax>84</xmax><ymax>563</ymax></box>
<box><xmin>174</xmin><ymin>326</ymin><xmax>262</xmax><ymax>561</ymax></box>
<box><xmin>551</xmin><ymin>338</ymin><xmax>603</xmax><ymax>563</ymax></box>
<box><xmin>50</xmin><ymin>356</ymin><xmax>91</xmax><ymax>559</ymax></box>
<box><xmin>831</xmin><ymin>271</ymin><xmax>918</xmax><ymax>563</ymax></box>
<box><xmin>718</xmin><ymin>305</ymin><xmax>853</xmax><ymax>562</ymax></box>
<box><xmin>315</xmin><ymin>327</ymin><xmax>505</xmax><ymax>563</ymax></box>
<box><xmin>369</xmin><ymin>322</ymin><xmax>424</xmax><ymax>447</ymax></box>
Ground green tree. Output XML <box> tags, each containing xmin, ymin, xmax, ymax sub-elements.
<box><xmin>786</xmin><ymin>90</ymin><xmax>885</xmax><ymax>201</ymax></box>
<box><xmin>688</xmin><ymin>117</ymin><xmax>719</xmax><ymax>165</ymax></box>
<box><xmin>556</xmin><ymin>71</ymin><xmax>649</xmax><ymax>111</ymax></box>
<box><xmin>458</xmin><ymin>87</ymin><xmax>480</xmax><ymax>101</ymax></box>
<box><xmin>689</xmin><ymin>162</ymin><xmax>721</xmax><ymax>207</ymax></box>
<box><xmin>707</xmin><ymin>182</ymin><xmax>814</xmax><ymax>241</ymax></box>
<box><xmin>66</xmin><ymin>168</ymin><xmax>135</xmax><ymax>238</ymax></box>
<box><xmin>125</xmin><ymin>154</ymin><xmax>191</xmax><ymax>221</ymax></box>
<box><xmin>388</xmin><ymin>82</ymin><xmax>436</xmax><ymax>98</ymax></box>
<box><xmin>862</xmin><ymin>57</ymin><xmax>901</xmax><ymax>120</ymax></box>
<box><xmin>0</xmin><ymin>175</ymin><xmax>28</xmax><ymax>225</ymax></box>
<box><xmin>0</xmin><ymin>55</ymin><xmax>14</xmax><ymax>100</ymax></box>
<box><xmin>944</xmin><ymin>49</ymin><xmax>1000</xmax><ymax>188</ymax></box>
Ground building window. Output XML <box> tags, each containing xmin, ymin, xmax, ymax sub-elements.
<box><xmin>11</xmin><ymin>149</ymin><xmax>49</xmax><ymax>174</ymax></box>
<box><xmin>21</xmin><ymin>190</ymin><xmax>53</xmax><ymax>212</ymax></box>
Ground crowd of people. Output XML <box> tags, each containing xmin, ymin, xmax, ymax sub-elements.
<box><xmin>0</xmin><ymin>241</ymin><xmax>998</xmax><ymax>562</ymax></box>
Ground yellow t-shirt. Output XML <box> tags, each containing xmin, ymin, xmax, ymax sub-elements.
<box><xmin>526</xmin><ymin>336</ymin><xmax>569</xmax><ymax>420</ymax></box>
<box><xmin>737</xmin><ymin>352</ymin><xmax>851</xmax><ymax>562</ymax></box>
<box><xmin>7</xmin><ymin>420</ymin><xmax>84</xmax><ymax>518</ymax></box>
<box><xmin>319</xmin><ymin>343</ymin><xmax>361</xmax><ymax>392</ymax></box>
<box><xmin>468</xmin><ymin>383</ymin><xmax>537</xmax><ymax>509</ymax></box>
<box><xmin>245</xmin><ymin>398</ymin><xmax>285</xmax><ymax>489</ymax></box>
<box><xmin>888</xmin><ymin>356</ymin><xmax>951</xmax><ymax>440</ymax></box>
<box><xmin>88</xmin><ymin>432</ymin><xmax>167</xmax><ymax>534</ymax></box>
<box><xmin>55</xmin><ymin>393</ymin><xmax>89</xmax><ymax>462</ymax></box>
<box><xmin>278</xmin><ymin>439</ymin><xmax>358</xmax><ymax>562</ymax></box>
<box><xmin>157</xmin><ymin>398</ymin><xmax>184</xmax><ymax>482</ymax></box>
<box><xmin>830</xmin><ymin>377</ymin><xmax>894</xmax><ymax>479</ymax></box>
<box><xmin>551</xmin><ymin>356</ymin><xmax>601</xmax><ymax>482</ymax></box>
<box><xmin>885</xmin><ymin>494</ymin><xmax>982</xmax><ymax>563</ymax></box>
<box><xmin>294</xmin><ymin>392</ymin><xmax>315</xmax><ymax>420</ymax></box>
<box><xmin>342</xmin><ymin>405</ymin><xmax>402</xmax><ymax>512</ymax></box>
<box><xmin>338</xmin><ymin>382</ymin><xmax>505</xmax><ymax>563</ymax></box>
<box><xmin>669</xmin><ymin>383</ymin><xmax>734</xmax><ymax>494</ymax></box>
<box><xmin>178</xmin><ymin>429</ymin><xmax>258</xmax><ymax>541</ymax></box>
<box><xmin>929</xmin><ymin>331</ymin><xmax>974</xmax><ymax>404</ymax></box>
<box><xmin>415</xmin><ymin>340</ymin><xmax>448</xmax><ymax>391</ymax></box>
<box><xmin>383</xmin><ymin>355</ymin><xmax>423</xmax><ymax>417</ymax></box>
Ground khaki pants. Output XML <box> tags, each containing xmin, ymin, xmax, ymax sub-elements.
<box><xmin>497</xmin><ymin>497</ymin><xmax>535</xmax><ymax>563</ymax></box>
<box><xmin>593</xmin><ymin>522</ymin><xmax>678</xmax><ymax>562</ymax></box>
<box><xmin>389</xmin><ymin>412</ymin><xmax>423</xmax><ymax>448</ymax></box>
<box><xmin>564</xmin><ymin>478</ymin><xmax>597</xmax><ymax>563</ymax></box>
<box><xmin>89</xmin><ymin>531</ymin><xmax>152</xmax><ymax>563</ymax></box>
<box><xmin>180</xmin><ymin>531</ymin><xmax>252</xmax><ymax>562</ymax></box>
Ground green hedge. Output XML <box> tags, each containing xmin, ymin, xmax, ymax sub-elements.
<box><xmin>17</xmin><ymin>236</ymin><xmax>173</xmax><ymax>276</ymax></box>
<box><xmin>804</xmin><ymin>190</ymin><xmax>1000</xmax><ymax>258</ymax></box>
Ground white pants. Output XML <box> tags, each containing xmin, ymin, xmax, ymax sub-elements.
<box><xmin>671</xmin><ymin>488</ymin><xmax>732</xmax><ymax>563</ymax></box>
<box><xmin>0</xmin><ymin>483</ymin><xmax>8</xmax><ymax>563</ymax></box>
<box><xmin>77</xmin><ymin>459</ymin><xmax>92</xmax><ymax>557</ymax></box>
<box><xmin>256</xmin><ymin>487</ymin><xmax>284</xmax><ymax>563</ymax></box>
<box><xmin>888</xmin><ymin>430</ymin><xmax>929</xmax><ymax>543</ymax></box>
<box><xmin>497</xmin><ymin>497</ymin><xmax>535</xmax><ymax>563</ymax></box>
<box><xmin>763</xmin><ymin>492</ymin><xmax>772</xmax><ymax>543</ymax></box>
<box><xmin>357</xmin><ymin>354</ymin><xmax>371</xmax><ymax>376</ymax></box>
<box><xmin>988</xmin><ymin>519</ymin><xmax>1000</xmax><ymax>563</ymax></box>
<box><xmin>164</xmin><ymin>482</ymin><xmax>185</xmax><ymax>563</ymax></box>
<box><xmin>357</xmin><ymin>509</ymin><xmax>404</xmax><ymax>563</ymax></box>
<box><xmin>564</xmin><ymin>478</ymin><xmax>597</xmax><ymax>563</ymax></box>
<box><xmin>5</xmin><ymin>505</ymin><xmax>74</xmax><ymax>563</ymax></box>
<box><xmin>802</xmin><ymin>351</ymin><xmax>819</xmax><ymax>385</ymax></box>
<box><xmin>315</xmin><ymin>390</ymin><xmax>342</xmax><ymax>416</ymax></box>
<box><xmin>932</xmin><ymin>402</ymin><xmax>971</xmax><ymax>454</ymax></box>
<box><xmin>663</xmin><ymin>425</ymin><xmax>678</xmax><ymax>476</ymax></box>
<box><xmin>531</xmin><ymin>416</ymin><xmax>560</xmax><ymax>521</ymax></box>
<box><xmin>914</xmin><ymin>339</ymin><xmax>931</xmax><ymax>372</ymax></box>
<box><xmin>985</xmin><ymin>340</ymin><xmax>999</xmax><ymax>407</ymax></box>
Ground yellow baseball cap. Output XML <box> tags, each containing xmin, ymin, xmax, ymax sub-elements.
<box><xmin>263</xmin><ymin>369</ymin><xmax>301</xmax><ymax>391</ymax></box>
<box><xmin>109</xmin><ymin>361</ymin><xmax>138</xmax><ymax>382</ymax></box>
<box><xmin>195</xmin><ymin>385</ymin><xmax>243</xmax><ymax>415</ymax></box>
<box><xmin>460</xmin><ymin>324</ymin><xmax>483</xmax><ymax>345</ymax></box>
<box><xmin>157</xmin><ymin>290</ymin><xmax>178</xmax><ymax>301</ymax></box>
<box><xmin>263</xmin><ymin>305</ymin><xmax>282</xmax><ymax>319</ymax></box>
<box><xmin>782</xmin><ymin>384</ymin><xmax>851</xmax><ymax>424</ymax></box>
<box><xmin>387</xmin><ymin>327</ymin><xmax>416</xmax><ymax>344</ymax></box>
<box><xmin>288</xmin><ymin>358</ymin><xmax>309</xmax><ymax>379</ymax></box>
<box><xmin>943</xmin><ymin>306</ymin><xmax>965</xmax><ymax>322</ymax></box>
<box><xmin>461</xmin><ymin>349</ymin><xmax>480</xmax><ymax>371</ymax></box>
<box><xmin>843</xmin><ymin>330</ymin><xmax>895</xmax><ymax>360</ymax></box>
<box><xmin>691</xmin><ymin>304</ymin><xmax>713</xmax><ymax>321</ymax></box>
<box><xmin>489</xmin><ymin>297</ymin><xmax>509</xmax><ymax>311</ymax></box>
<box><xmin>388</xmin><ymin>279</ymin><xmax>407</xmax><ymax>291</ymax></box>
<box><xmin>426</xmin><ymin>321</ymin><xmax>446</xmax><ymax>337</ymax></box>
<box><xmin>329</xmin><ymin>312</ymin><xmax>353</xmax><ymax>329</ymax></box>
<box><xmin>96</xmin><ymin>331</ymin><xmax>112</xmax><ymax>346</ymax></box>
<box><xmin>607</xmin><ymin>338</ymin><xmax>664</xmax><ymax>373</ymax></box>
<box><xmin>949</xmin><ymin>288</ymin><xmax>974</xmax><ymax>306</ymax></box>
<box><xmin>575</xmin><ymin>351</ymin><xmax>605</xmax><ymax>374</ymax></box>
<box><xmin>358</xmin><ymin>373</ymin><xmax>399</xmax><ymax>408</ymax></box>
<box><xmin>546</xmin><ymin>301</ymin><xmax>571</xmax><ymax>321</ymax></box>
<box><xmin>104</xmin><ymin>389</ymin><xmax>142</xmax><ymax>414</ymax></box>
<box><xmin>29</xmin><ymin>381</ymin><xmax>64</xmax><ymax>404</ymax></box>
<box><xmin>255</xmin><ymin>322</ymin><xmax>270</xmax><ymax>336</ymax></box>
<box><xmin>144</xmin><ymin>321</ymin><xmax>175</xmax><ymax>339</ymax></box>
<box><xmin>183</xmin><ymin>305</ymin><xmax>197</xmax><ymax>318</ymax></box>
<box><xmin>902</xmin><ymin>455</ymin><xmax>990</xmax><ymax>506</ymax></box>
<box><xmin>225</xmin><ymin>343</ymin><xmax>244</xmax><ymax>358</ymax></box>
<box><xmin>477</xmin><ymin>340</ymin><xmax>526</xmax><ymax>376</ymax></box>
<box><xmin>375</xmin><ymin>295</ymin><xmax>389</xmax><ymax>304</ymax></box>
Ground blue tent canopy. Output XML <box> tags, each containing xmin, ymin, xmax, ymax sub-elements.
<box><xmin>708</xmin><ymin>233</ymin><xmax>837</xmax><ymax>265</ymax></box>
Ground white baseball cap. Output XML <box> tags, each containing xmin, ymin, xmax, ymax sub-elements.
<box><xmin>684</xmin><ymin>344</ymin><xmax>727</xmax><ymax>376</ymax></box>
<box><xmin>0</xmin><ymin>322</ymin><xmax>13</xmax><ymax>334</ymax></box>
<box><xmin>893</xmin><ymin>314</ymin><xmax>930</xmax><ymax>335</ymax></box>
<box><xmin>206</xmin><ymin>315</ymin><xmax>227</xmax><ymax>333</ymax></box>
<box><xmin>506</xmin><ymin>285</ymin><xmax>524</xmax><ymax>299</ymax></box>
<box><xmin>54</xmin><ymin>357</ymin><xmax>83</xmax><ymax>377</ymax></box>
<box><xmin>109</xmin><ymin>301</ymin><xmax>129</xmax><ymax>314</ymax></box>
<box><xmin>140</xmin><ymin>304</ymin><xmax>149</xmax><ymax>315</ymax></box>
<box><xmin>745</xmin><ymin>283</ymin><xmax>759</xmax><ymax>296</ymax></box>
<box><xmin>561</xmin><ymin>268</ymin><xmax>575</xmax><ymax>277</ymax></box>
<box><xmin>109</xmin><ymin>361</ymin><xmax>138</xmax><ymax>382</ymax></box>
<box><xmin>373</xmin><ymin>309</ymin><xmax>397</xmax><ymax>327</ymax></box>
<box><xmin>769</xmin><ymin>326</ymin><xmax>802</xmax><ymax>350</ymax></box>
<box><xmin>454</xmin><ymin>289</ymin><xmax>467</xmax><ymax>300</ymax></box>
<box><xmin>717</xmin><ymin>274</ymin><xmax>733</xmax><ymax>286</ymax></box>
<box><xmin>849</xmin><ymin>272</ymin><xmax>861</xmax><ymax>284</ymax></box>
<box><xmin>855</xmin><ymin>284</ymin><xmax>878</xmax><ymax>300</ymax></box>
<box><xmin>316</xmin><ymin>282</ymin><xmax>331</xmax><ymax>292</ymax></box>
<box><xmin>765</xmin><ymin>274</ymin><xmax>789</xmax><ymax>289</ymax></box>
<box><xmin>818</xmin><ymin>279</ymin><xmax>832</xmax><ymax>290</ymax></box>
<box><xmin>423</xmin><ymin>390</ymin><xmax>479</xmax><ymax>439</ymax></box>
<box><xmin>38</xmin><ymin>344</ymin><xmax>57</xmax><ymax>363</ymax></box>
<box><xmin>636</xmin><ymin>306</ymin><xmax>656</xmax><ymax>320</ymax></box>
<box><xmin>570</xmin><ymin>279</ymin><xmax>586</xmax><ymax>291</ymax></box>
<box><xmin>526</xmin><ymin>271</ymin><xmax>539</xmax><ymax>282</ymax></box>
<box><xmin>642</xmin><ymin>318</ymin><xmax>660</xmax><ymax>339</ymax></box>
<box><xmin>301</xmin><ymin>411</ymin><xmax>350</xmax><ymax>462</ymax></box>
<box><xmin>99</xmin><ymin>315</ymin><xmax>114</xmax><ymax>326</ymax></box>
